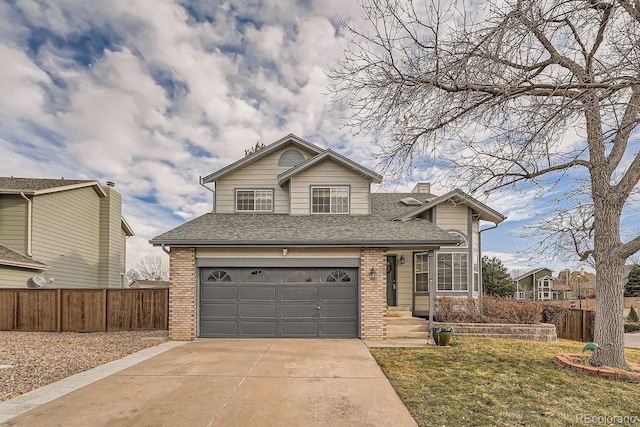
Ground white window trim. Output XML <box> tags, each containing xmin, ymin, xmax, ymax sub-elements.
<box><xmin>310</xmin><ymin>186</ymin><xmax>350</xmax><ymax>214</ymax></box>
<box><xmin>235</xmin><ymin>189</ymin><xmax>274</xmax><ymax>213</ymax></box>
<box><xmin>414</xmin><ymin>252</ymin><xmax>430</xmax><ymax>293</ymax></box>
<box><xmin>436</xmin><ymin>252</ymin><xmax>469</xmax><ymax>292</ymax></box>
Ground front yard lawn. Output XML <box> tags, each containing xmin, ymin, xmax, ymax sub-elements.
<box><xmin>370</xmin><ymin>338</ymin><xmax>640</xmax><ymax>427</ymax></box>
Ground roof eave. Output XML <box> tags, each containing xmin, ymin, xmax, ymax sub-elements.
<box><xmin>277</xmin><ymin>150</ymin><xmax>383</xmax><ymax>186</ymax></box>
<box><xmin>150</xmin><ymin>239</ymin><xmax>456</xmax><ymax>247</ymax></box>
<box><xmin>0</xmin><ymin>260</ymin><xmax>50</xmax><ymax>271</ymax></box>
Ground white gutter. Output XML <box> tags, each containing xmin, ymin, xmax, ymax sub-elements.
<box><xmin>19</xmin><ymin>192</ymin><xmax>33</xmax><ymax>256</ymax></box>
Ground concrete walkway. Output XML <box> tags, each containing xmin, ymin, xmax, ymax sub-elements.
<box><xmin>1</xmin><ymin>340</ymin><xmax>417</xmax><ymax>427</ymax></box>
<box><xmin>625</xmin><ymin>333</ymin><xmax>640</xmax><ymax>349</ymax></box>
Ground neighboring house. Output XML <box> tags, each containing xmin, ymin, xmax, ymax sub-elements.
<box><xmin>151</xmin><ymin>134</ymin><xmax>505</xmax><ymax>340</ymax></box>
<box><xmin>0</xmin><ymin>177</ymin><xmax>134</xmax><ymax>288</ymax></box>
<box><xmin>513</xmin><ymin>268</ymin><xmax>554</xmax><ymax>300</ymax></box>
<box><xmin>129</xmin><ymin>279</ymin><xmax>169</xmax><ymax>288</ymax></box>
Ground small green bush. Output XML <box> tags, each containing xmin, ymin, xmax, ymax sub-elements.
<box><xmin>625</xmin><ymin>323</ymin><xmax>640</xmax><ymax>333</ymax></box>
<box><xmin>628</xmin><ymin>306</ymin><xmax>639</xmax><ymax>322</ymax></box>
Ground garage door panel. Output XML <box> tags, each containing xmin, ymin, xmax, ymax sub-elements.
<box><xmin>282</xmin><ymin>321</ymin><xmax>318</xmax><ymax>336</ymax></box>
<box><xmin>201</xmin><ymin>303</ymin><xmax>237</xmax><ymax>317</ymax></box>
<box><xmin>239</xmin><ymin>304</ymin><xmax>276</xmax><ymax>318</ymax></box>
<box><xmin>321</xmin><ymin>321</ymin><xmax>358</xmax><ymax>336</ymax></box>
<box><xmin>281</xmin><ymin>286</ymin><xmax>318</xmax><ymax>301</ymax></box>
<box><xmin>320</xmin><ymin>285</ymin><xmax>357</xmax><ymax>300</ymax></box>
<box><xmin>241</xmin><ymin>321</ymin><xmax>277</xmax><ymax>335</ymax></box>
<box><xmin>322</xmin><ymin>303</ymin><xmax>357</xmax><ymax>318</ymax></box>
<box><xmin>281</xmin><ymin>304</ymin><xmax>317</xmax><ymax>318</ymax></box>
<box><xmin>201</xmin><ymin>286</ymin><xmax>237</xmax><ymax>300</ymax></box>
<box><xmin>201</xmin><ymin>320</ymin><xmax>238</xmax><ymax>335</ymax></box>
<box><xmin>239</xmin><ymin>286</ymin><xmax>276</xmax><ymax>301</ymax></box>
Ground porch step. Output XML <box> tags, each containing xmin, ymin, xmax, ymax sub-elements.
<box><xmin>386</xmin><ymin>306</ymin><xmax>413</xmax><ymax>317</ymax></box>
<box><xmin>386</xmin><ymin>313</ymin><xmax>429</xmax><ymax>339</ymax></box>
<box><xmin>387</xmin><ymin>317</ymin><xmax>426</xmax><ymax>325</ymax></box>
<box><xmin>387</xmin><ymin>330</ymin><xmax>429</xmax><ymax>339</ymax></box>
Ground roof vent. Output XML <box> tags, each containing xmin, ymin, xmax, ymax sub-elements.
<box><xmin>400</xmin><ymin>197</ymin><xmax>423</xmax><ymax>206</ymax></box>
<box><xmin>106</xmin><ymin>181</ymin><xmax>115</xmax><ymax>187</ymax></box>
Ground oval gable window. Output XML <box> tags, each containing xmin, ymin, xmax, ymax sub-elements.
<box><xmin>278</xmin><ymin>149</ymin><xmax>305</xmax><ymax>167</ymax></box>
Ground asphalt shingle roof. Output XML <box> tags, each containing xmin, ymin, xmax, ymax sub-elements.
<box><xmin>151</xmin><ymin>193</ymin><xmax>458</xmax><ymax>247</ymax></box>
<box><xmin>0</xmin><ymin>244</ymin><xmax>49</xmax><ymax>270</ymax></box>
<box><xmin>0</xmin><ymin>177</ymin><xmax>95</xmax><ymax>192</ymax></box>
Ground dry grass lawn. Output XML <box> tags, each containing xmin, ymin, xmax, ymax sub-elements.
<box><xmin>370</xmin><ymin>338</ymin><xmax>640</xmax><ymax>427</ymax></box>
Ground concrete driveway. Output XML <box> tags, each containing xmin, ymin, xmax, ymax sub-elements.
<box><xmin>1</xmin><ymin>340</ymin><xmax>417</xmax><ymax>426</ymax></box>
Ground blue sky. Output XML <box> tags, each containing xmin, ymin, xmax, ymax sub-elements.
<box><xmin>2</xmin><ymin>0</ymin><xmax>633</xmax><ymax>276</ymax></box>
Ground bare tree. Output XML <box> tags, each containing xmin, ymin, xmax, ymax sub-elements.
<box><xmin>126</xmin><ymin>254</ymin><xmax>169</xmax><ymax>284</ymax></box>
<box><xmin>329</xmin><ymin>0</ymin><xmax>640</xmax><ymax>368</ymax></box>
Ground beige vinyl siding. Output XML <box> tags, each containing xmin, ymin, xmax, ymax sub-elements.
<box><xmin>434</xmin><ymin>202</ymin><xmax>469</xmax><ymax>232</ymax></box>
<box><xmin>0</xmin><ymin>195</ymin><xmax>28</xmax><ymax>255</ymax></box>
<box><xmin>289</xmin><ymin>159</ymin><xmax>371</xmax><ymax>215</ymax></box>
<box><xmin>0</xmin><ymin>266</ymin><xmax>38</xmax><ymax>287</ymax></box>
<box><xmin>215</xmin><ymin>146</ymin><xmax>317</xmax><ymax>214</ymax></box>
<box><xmin>197</xmin><ymin>247</ymin><xmax>360</xmax><ymax>259</ymax></box>
<box><xmin>31</xmin><ymin>187</ymin><xmax>102</xmax><ymax>287</ymax></box>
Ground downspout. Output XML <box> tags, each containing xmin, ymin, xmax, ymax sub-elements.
<box><xmin>478</xmin><ymin>222</ymin><xmax>499</xmax><ymax>309</ymax></box>
<box><xmin>161</xmin><ymin>244</ymin><xmax>170</xmax><ymax>255</ymax></box>
<box><xmin>199</xmin><ymin>176</ymin><xmax>216</xmax><ymax>212</ymax></box>
<box><xmin>19</xmin><ymin>192</ymin><xmax>32</xmax><ymax>256</ymax></box>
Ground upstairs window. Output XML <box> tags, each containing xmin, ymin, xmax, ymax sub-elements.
<box><xmin>311</xmin><ymin>186</ymin><xmax>349</xmax><ymax>214</ymax></box>
<box><xmin>236</xmin><ymin>189</ymin><xmax>273</xmax><ymax>212</ymax></box>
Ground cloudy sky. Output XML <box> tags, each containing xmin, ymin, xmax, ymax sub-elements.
<box><xmin>2</xmin><ymin>0</ymin><xmax>629</xmax><ymax>276</ymax></box>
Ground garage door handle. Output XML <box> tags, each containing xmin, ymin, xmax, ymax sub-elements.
<box><xmin>316</xmin><ymin>306</ymin><xmax>321</xmax><ymax>310</ymax></box>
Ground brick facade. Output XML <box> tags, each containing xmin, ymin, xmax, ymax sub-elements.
<box><xmin>169</xmin><ymin>247</ymin><xmax>196</xmax><ymax>340</ymax></box>
<box><xmin>360</xmin><ymin>247</ymin><xmax>387</xmax><ymax>339</ymax></box>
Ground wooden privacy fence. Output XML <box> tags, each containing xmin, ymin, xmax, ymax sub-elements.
<box><xmin>0</xmin><ymin>288</ymin><xmax>168</xmax><ymax>332</ymax></box>
<box><xmin>555</xmin><ymin>308</ymin><xmax>594</xmax><ymax>342</ymax></box>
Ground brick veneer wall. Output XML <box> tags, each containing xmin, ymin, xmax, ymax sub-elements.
<box><xmin>360</xmin><ymin>247</ymin><xmax>387</xmax><ymax>339</ymax></box>
<box><xmin>169</xmin><ymin>247</ymin><xmax>196</xmax><ymax>340</ymax></box>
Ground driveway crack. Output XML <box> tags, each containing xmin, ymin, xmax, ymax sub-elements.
<box><xmin>207</xmin><ymin>341</ymin><xmax>274</xmax><ymax>426</ymax></box>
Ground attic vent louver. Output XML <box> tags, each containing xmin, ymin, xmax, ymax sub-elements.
<box><xmin>400</xmin><ymin>197</ymin><xmax>423</xmax><ymax>206</ymax></box>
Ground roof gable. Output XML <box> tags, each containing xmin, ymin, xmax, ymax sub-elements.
<box><xmin>277</xmin><ymin>149</ymin><xmax>382</xmax><ymax>186</ymax></box>
<box><xmin>393</xmin><ymin>189</ymin><xmax>505</xmax><ymax>223</ymax></box>
<box><xmin>201</xmin><ymin>134</ymin><xmax>324</xmax><ymax>183</ymax></box>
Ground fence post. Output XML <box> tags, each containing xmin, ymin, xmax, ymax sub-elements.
<box><xmin>103</xmin><ymin>288</ymin><xmax>108</xmax><ymax>332</ymax></box>
<box><xmin>56</xmin><ymin>288</ymin><xmax>62</xmax><ymax>332</ymax></box>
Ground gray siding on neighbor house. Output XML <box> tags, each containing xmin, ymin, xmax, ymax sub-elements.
<box><xmin>99</xmin><ymin>188</ymin><xmax>125</xmax><ymax>287</ymax></box>
<box><xmin>215</xmin><ymin>146</ymin><xmax>316</xmax><ymax>214</ymax></box>
<box><xmin>0</xmin><ymin>266</ymin><xmax>38</xmax><ymax>287</ymax></box>
<box><xmin>289</xmin><ymin>159</ymin><xmax>371</xmax><ymax>215</ymax></box>
<box><xmin>31</xmin><ymin>186</ymin><xmax>102</xmax><ymax>287</ymax></box>
<box><xmin>0</xmin><ymin>195</ymin><xmax>28</xmax><ymax>255</ymax></box>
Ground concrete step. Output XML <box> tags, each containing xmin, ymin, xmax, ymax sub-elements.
<box><xmin>386</xmin><ymin>306</ymin><xmax>414</xmax><ymax>317</ymax></box>
<box><xmin>388</xmin><ymin>324</ymin><xmax>428</xmax><ymax>333</ymax></box>
<box><xmin>387</xmin><ymin>330</ymin><xmax>429</xmax><ymax>339</ymax></box>
<box><xmin>387</xmin><ymin>317</ymin><xmax>427</xmax><ymax>325</ymax></box>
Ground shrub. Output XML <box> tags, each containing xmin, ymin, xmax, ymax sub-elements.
<box><xmin>629</xmin><ymin>306</ymin><xmax>639</xmax><ymax>322</ymax></box>
<box><xmin>542</xmin><ymin>305</ymin><xmax>568</xmax><ymax>330</ymax></box>
<box><xmin>625</xmin><ymin>323</ymin><xmax>640</xmax><ymax>333</ymax></box>
<box><xmin>434</xmin><ymin>296</ymin><xmax>542</xmax><ymax>324</ymax></box>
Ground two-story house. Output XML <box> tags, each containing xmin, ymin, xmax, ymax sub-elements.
<box><xmin>151</xmin><ymin>134</ymin><xmax>505</xmax><ymax>340</ymax></box>
<box><xmin>0</xmin><ymin>178</ymin><xmax>134</xmax><ymax>288</ymax></box>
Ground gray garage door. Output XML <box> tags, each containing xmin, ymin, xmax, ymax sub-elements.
<box><xmin>199</xmin><ymin>267</ymin><xmax>358</xmax><ymax>338</ymax></box>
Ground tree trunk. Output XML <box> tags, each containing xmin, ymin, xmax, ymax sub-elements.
<box><xmin>589</xmin><ymin>193</ymin><xmax>628</xmax><ymax>368</ymax></box>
